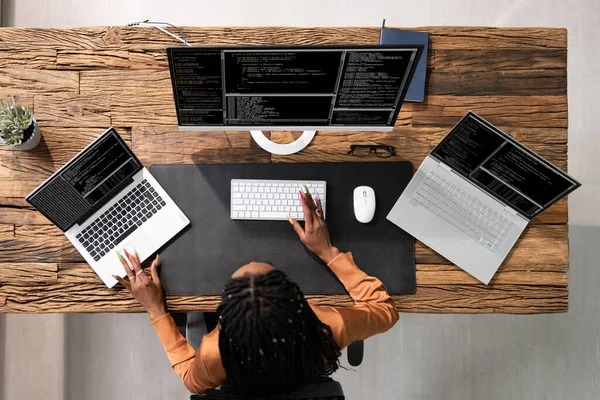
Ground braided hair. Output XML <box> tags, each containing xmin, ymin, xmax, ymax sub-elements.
<box><xmin>217</xmin><ymin>268</ymin><xmax>341</xmax><ymax>395</ymax></box>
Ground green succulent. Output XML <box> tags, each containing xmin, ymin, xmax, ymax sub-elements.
<box><xmin>0</xmin><ymin>97</ymin><xmax>34</xmax><ymax>146</ymax></box>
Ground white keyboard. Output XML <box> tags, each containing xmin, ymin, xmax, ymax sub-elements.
<box><xmin>413</xmin><ymin>171</ymin><xmax>514</xmax><ymax>253</ymax></box>
<box><xmin>230</xmin><ymin>179</ymin><xmax>326</xmax><ymax>221</ymax></box>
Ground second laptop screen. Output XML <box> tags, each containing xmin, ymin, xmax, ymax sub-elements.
<box><xmin>431</xmin><ymin>115</ymin><xmax>577</xmax><ymax>218</ymax></box>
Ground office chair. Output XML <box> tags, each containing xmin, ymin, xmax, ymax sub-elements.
<box><xmin>178</xmin><ymin>313</ymin><xmax>360</xmax><ymax>400</ymax></box>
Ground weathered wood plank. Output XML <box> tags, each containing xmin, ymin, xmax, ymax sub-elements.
<box><xmin>105</xmin><ymin>26</ymin><xmax>381</xmax><ymax>49</ymax></box>
<box><xmin>428</xmin><ymin>69</ymin><xmax>566</xmax><ymax>96</ymax></box>
<box><xmin>111</xmin><ymin>94</ymin><xmax>177</xmax><ymax>126</ymax></box>
<box><xmin>415</xmin><ymin>225</ymin><xmax>568</xmax><ymax>270</ymax></box>
<box><xmin>0</xmin><ymin>49</ymin><xmax>57</xmax><ymax>69</ymax></box>
<box><xmin>128</xmin><ymin>50</ymin><xmax>169</xmax><ymax>69</ymax></box>
<box><xmin>102</xmin><ymin>26</ymin><xmax>566</xmax><ymax>50</ymax></box>
<box><xmin>0</xmin><ymin>198</ymin><xmax>51</xmax><ymax>225</ymax></box>
<box><xmin>0</xmin><ymin>225</ymin><xmax>83</xmax><ymax>263</ymax></box>
<box><xmin>80</xmin><ymin>69</ymin><xmax>171</xmax><ymax>94</ymax></box>
<box><xmin>0</xmin><ymin>280</ymin><xmax>567</xmax><ymax>313</ymax></box>
<box><xmin>0</xmin><ymin>224</ymin><xmax>15</xmax><ymax>239</ymax></box>
<box><xmin>132</xmin><ymin>126</ymin><xmax>270</xmax><ymax>165</ymax></box>
<box><xmin>434</xmin><ymin>49</ymin><xmax>567</xmax><ymax>71</ymax></box>
<box><xmin>0</xmin><ymin>206</ymin><xmax>50</xmax><ymax>225</ymax></box>
<box><xmin>0</xmin><ymin>69</ymin><xmax>79</xmax><ymax>96</ymax></box>
<box><xmin>0</xmin><ymin>127</ymin><xmax>131</xmax><ymax>198</ymax></box>
<box><xmin>56</xmin><ymin>49</ymin><xmax>130</xmax><ymax>69</ymax></box>
<box><xmin>34</xmin><ymin>94</ymin><xmax>111</xmax><ymax>127</ymax></box>
<box><xmin>423</xmin><ymin>26</ymin><xmax>567</xmax><ymax>50</ymax></box>
<box><xmin>0</xmin><ymin>27</ymin><xmax>110</xmax><ymax>49</ymax></box>
<box><xmin>416</xmin><ymin>268</ymin><xmax>566</xmax><ymax>286</ymax></box>
<box><xmin>393</xmin><ymin>284</ymin><xmax>567</xmax><ymax>314</ymax></box>
<box><xmin>412</xmin><ymin>96</ymin><xmax>567</xmax><ymax>128</ymax></box>
<box><xmin>0</xmin><ymin>263</ymin><xmax>57</xmax><ymax>284</ymax></box>
<box><xmin>0</xmin><ymin>26</ymin><xmax>566</xmax><ymax>52</ymax></box>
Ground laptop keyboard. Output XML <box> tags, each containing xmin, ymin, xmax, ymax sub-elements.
<box><xmin>413</xmin><ymin>172</ymin><xmax>514</xmax><ymax>253</ymax></box>
<box><xmin>75</xmin><ymin>180</ymin><xmax>166</xmax><ymax>261</ymax></box>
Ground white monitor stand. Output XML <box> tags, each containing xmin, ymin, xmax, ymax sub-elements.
<box><xmin>250</xmin><ymin>130</ymin><xmax>316</xmax><ymax>155</ymax></box>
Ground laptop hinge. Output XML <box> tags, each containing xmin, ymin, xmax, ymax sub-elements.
<box><xmin>438</xmin><ymin>162</ymin><xmax>452</xmax><ymax>172</ymax></box>
<box><xmin>504</xmin><ymin>205</ymin><xmax>519</xmax><ymax>216</ymax></box>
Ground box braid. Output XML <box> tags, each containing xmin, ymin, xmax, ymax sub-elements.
<box><xmin>217</xmin><ymin>269</ymin><xmax>341</xmax><ymax>396</ymax></box>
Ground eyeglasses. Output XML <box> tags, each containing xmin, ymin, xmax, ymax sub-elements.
<box><xmin>348</xmin><ymin>145</ymin><xmax>396</xmax><ymax>158</ymax></box>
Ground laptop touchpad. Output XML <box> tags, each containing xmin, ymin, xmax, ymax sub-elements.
<box><xmin>122</xmin><ymin>234</ymin><xmax>154</xmax><ymax>261</ymax></box>
<box><xmin>422</xmin><ymin>218</ymin><xmax>469</xmax><ymax>256</ymax></box>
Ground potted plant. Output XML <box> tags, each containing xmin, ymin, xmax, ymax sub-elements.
<box><xmin>0</xmin><ymin>97</ymin><xmax>41</xmax><ymax>150</ymax></box>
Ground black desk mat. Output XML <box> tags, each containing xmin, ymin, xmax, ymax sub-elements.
<box><xmin>151</xmin><ymin>162</ymin><xmax>415</xmax><ymax>295</ymax></box>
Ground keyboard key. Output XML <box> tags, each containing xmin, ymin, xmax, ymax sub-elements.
<box><xmin>259</xmin><ymin>211</ymin><xmax>288</xmax><ymax>219</ymax></box>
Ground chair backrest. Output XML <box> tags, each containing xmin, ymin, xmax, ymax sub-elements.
<box><xmin>190</xmin><ymin>379</ymin><xmax>344</xmax><ymax>400</ymax></box>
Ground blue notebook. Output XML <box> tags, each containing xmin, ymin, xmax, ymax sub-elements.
<box><xmin>380</xmin><ymin>28</ymin><xmax>429</xmax><ymax>102</ymax></box>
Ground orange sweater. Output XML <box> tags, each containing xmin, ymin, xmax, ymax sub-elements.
<box><xmin>151</xmin><ymin>252</ymin><xmax>399</xmax><ymax>394</ymax></box>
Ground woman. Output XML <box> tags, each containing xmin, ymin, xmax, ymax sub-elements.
<box><xmin>114</xmin><ymin>191</ymin><xmax>399</xmax><ymax>396</ymax></box>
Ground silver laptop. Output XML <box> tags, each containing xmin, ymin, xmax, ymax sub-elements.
<box><xmin>26</xmin><ymin>128</ymin><xmax>190</xmax><ymax>288</ymax></box>
<box><xmin>387</xmin><ymin>112</ymin><xmax>580</xmax><ymax>284</ymax></box>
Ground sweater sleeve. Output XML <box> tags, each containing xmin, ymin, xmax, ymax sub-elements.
<box><xmin>316</xmin><ymin>252</ymin><xmax>399</xmax><ymax>349</ymax></box>
<box><xmin>151</xmin><ymin>313</ymin><xmax>223</xmax><ymax>394</ymax></box>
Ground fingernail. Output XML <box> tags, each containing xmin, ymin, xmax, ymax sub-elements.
<box><xmin>155</xmin><ymin>254</ymin><xmax>160</xmax><ymax>265</ymax></box>
<box><xmin>303</xmin><ymin>184</ymin><xmax>310</xmax><ymax>194</ymax></box>
<box><xmin>112</xmin><ymin>274</ymin><xmax>117</xmax><ymax>279</ymax></box>
<box><xmin>115</xmin><ymin>250</ymin><xmax>124</xmax><ymax>261</ymax></box>
<box><xmin>315</xmin><ymin>192</ymin><xmax>320</xmax><ymax>201</ymax></box>
<box><xmin>123</xmin><ymin>248</ymin><xmax>131</xmax><ymax>258</ymax></box>
<box><xmin>298</xmin><ymin>190</ymin><xmax>305</xmax><ymax>200</ymax></box>
<box><xmin>286</xmin><ymin>214</ymin><xmax>293</xmax><ymax>225</ymax></box>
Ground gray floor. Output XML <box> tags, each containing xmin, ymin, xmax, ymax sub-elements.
<box><xmin>2</xmin><ymin>1</ymin><xmax>599</xmax><ymax>399</ymax></box>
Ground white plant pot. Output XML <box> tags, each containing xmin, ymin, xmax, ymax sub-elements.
<box><xmin>5</xmin><ymin>121</ymin><xmax>42</xmax><ymax>150</ymax></box>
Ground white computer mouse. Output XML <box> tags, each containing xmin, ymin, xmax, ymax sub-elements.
<box><xmin>353</xmin><ymin>186</ymin><xmax>376</xmax><ymax>223</ymax></box>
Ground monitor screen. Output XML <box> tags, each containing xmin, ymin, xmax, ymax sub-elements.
<box><xmin>167</xmin><ymin>45</ymin><xmax>421</xmax><ymax>130</ymax></box>
<box><xmin>26</xmin><ymin>129</ymin><xmax>141</xmax><ymax>231</ymax></box>
<box><xmin>431</xmin><ymin>113</ymin><xmax>580</xmax><ymax>219</ymax></box>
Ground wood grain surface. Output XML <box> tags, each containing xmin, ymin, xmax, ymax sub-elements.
<box><xmin>0</xmin><ymin>26</ymin><xmax>569</xmax><ymax>314</ymax></box>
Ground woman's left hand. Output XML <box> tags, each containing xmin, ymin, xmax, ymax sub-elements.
<box><xmin>113</xmin><ymin>250</ymin><xmax>167</xmax><ymax>320</ymax></box>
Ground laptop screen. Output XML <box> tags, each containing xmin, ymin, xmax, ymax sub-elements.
<box><xmin>26</xmin><ymin>129</ymin><xmax>142</xmax><ymax>231</ymax></box>
<box><xmin>430</xmin><ymin>113</ymin><xmax>580</xmax><ymax>219</ymax></box>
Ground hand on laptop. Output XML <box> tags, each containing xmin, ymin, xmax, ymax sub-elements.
<box><xmin>113</xmin><ymin>250</ymin><xmax>167</xmax><ymax>320</ymax></box>
<box><xmin>290</xmin><ymin>189</ymin><xmax>341</xmax><ymax>265</ymax></box>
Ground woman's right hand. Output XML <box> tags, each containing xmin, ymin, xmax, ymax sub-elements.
<box><xmin>290</xmin><ymin>189</ymin><xmax>341</xmax><ymax>264</ymax></box>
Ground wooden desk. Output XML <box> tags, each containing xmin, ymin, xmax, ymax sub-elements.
<box><xmin>0</xmin><ymin>26</ymin><xmax>568</xmax><ymax>314</ymax></box>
